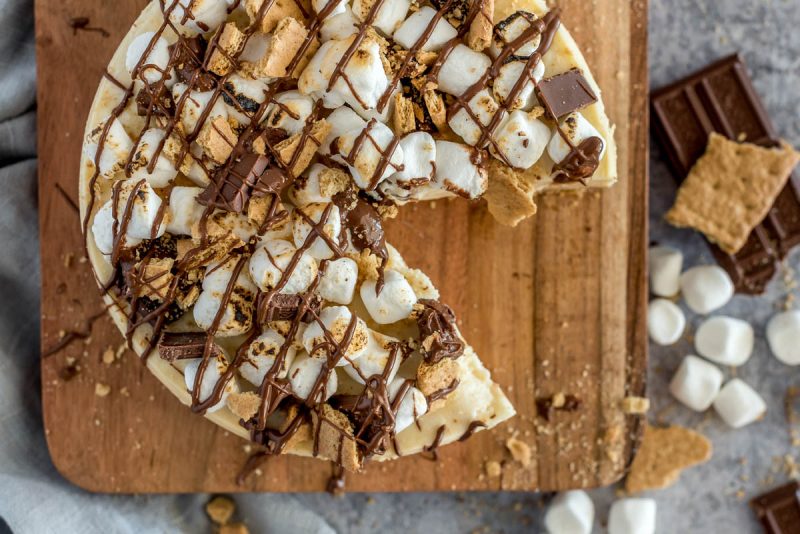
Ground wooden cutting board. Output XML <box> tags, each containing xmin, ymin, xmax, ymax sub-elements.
<box><xmin>36</xmin><ymin>0</ymin><xmax>648</xmax><ymax>492</ymax></box>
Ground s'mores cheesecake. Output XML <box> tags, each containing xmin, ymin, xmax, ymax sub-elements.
<box><xmin>79</xmin><ymin>0</ymin><xmax>613</xmax><ymax>472</ymax></box>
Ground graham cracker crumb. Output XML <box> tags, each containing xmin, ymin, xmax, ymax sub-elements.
<box><xmin>622</xmin><ymin>396</ymin><xmax>650</xmax><ymax>415</ymax></box>
<box><xmin>353</xmin><ymin>249</ymin><xmax>382</xmax><ymax>281</ymax></box>
<box><xmin>220</xmin><ymin>524</ymin><xmax>249</xmax><ymax>534</ymax></box>
<box><xmin>205</xmin><ymin>495</ymin><xmax>236</xmax><ymax>525</ymax></box>
<box><xmin>416</xmin><ymin>358</ymin><xmax>460</xmax><ymax>407</ymax></box>
<box><xmin>246</xmin><ymin>196</ymin><xmax>272</xmax><ymax>226</ymax></box>
<box><xmin>275</xmin><ymin>119</ymin><xmax>331</xmax><ymax>177</ymax></box>
<box><xmin>134</xmin><ymin>258</ymin><xmax>175</xmax><ymax>301</ymax></box>
<box><xmin>485</xmin><ymin>159</ymin><xmax>537</xmax><ymax>226</ymax></box>
<box><xmin>423</xmin><ymin>88</ymin><xmax>447</xmax><ymax>131</ymax></box>
<box><xmin>197</xmin><ymin>116</ymin><xmax>238</xmax><ymax>164</ymax></box>
<box><xmin>312</xmin><ymin>404</ymin><xmax>362</xmax><ymax>472</ymax></box>
<box><xmin>245</xmin><ymin>0</ymin><xmax>307</xmax><ymax>34</ymax></box>
<box><xmin>318</xmin><ymin>167</ymin><xmax>352</xmax><ymax>198</ymax></box>
<box><xmin>226</xmin><ymin>391</ymin><xmax>262</xmax><ymax>421</ymax></box>
<box><xmin>244</xmin><ymin>17</ymin><xmax>318</xmax><ymax>79</ymax></box>
<box><xmin>376</xmin><ymin>203</ymin><xmax>399</xmax><ymax>219</ymax></box>
<box><xmin>208</xmin><ymin>23</ymin><xmax>246</xmax><ymax>76</ymax></box>
<box><xmin>485</xmin><ymin>460</ymin><xmax>502</xmax><ymax>478</ymax></box>
<box><xmin>467</xmin><ymin>0</ymin><xmax>493</xmax><ymax>51</ymax></box>
<box><xmin>94</xmin><ymin>383</ymin><xmax>111</xmax><ymax>397</ymax></box>
<box><xmin>102</xmin><ymin>346</ymin><xmax>115</xmax><ymax>365</ymax></box>
<box><xmin>393</xmin><ymin>93</ymin><xmax>416</xmax><ymax>135</ymax></box>
<box><xmin>505</xmin><ymin>437</ymin><xmax>531</xmax><ymax>467</ymax></box>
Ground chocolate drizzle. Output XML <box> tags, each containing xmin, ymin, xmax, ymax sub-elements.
<box><xmin>416</xmin><ymin>299</ymin><xmax>464</xmax><ymax>363</ymax></box>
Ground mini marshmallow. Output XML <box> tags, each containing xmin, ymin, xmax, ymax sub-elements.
<box><xmin>490</xmin><ymin>11</ymin><xmax>542</xmax><ymax>59</ymax></box>
<box><xmin>547</xmin><ymin>112</ymin><xmax>606</xmax><ymax>165</ymax></box>
<box><xmin>434</xmin><ymin>140</ymin><xmax>488</xmax><ymax>199</ymax></box>
<box><xmin>239</xmin><ymin>31</ymin><xmax>271</xmax><ymax>65</ymax></box>
<box><xmin>388</xmin><ymin>377</ymin><xmax>427</xmax><ymax>434</ymax></box>
<box><xmin>318</xmin><ymin>257</ymin><xmax>359</xmax><ymax>304</ymax></box>
<box><xmin>608</xmin><ymin>498</ymin><xmax>656</xmax><ymax>534</ymax></box>
<box><xmin>649</xmin><ymin>245</ymin><xmax>683</xmax><ymax>298</ymax></box>
<box><xmin>492</xmin><ymin>60</ymin><xmax>545</xmax><ymax>111</ymax></box>
<box><xmin>766</xmin><ymin>310</ymin><xmax>800</xmax><ymax>365</ymax></box>
<box><xmin>249</xmin><ymin>239</ymin><xmax>319</xmax><ymax>294</ymax></box>
<box><xmin>292</xmin><ymin>202</ymin><xmax>342</xmax><ymax>260</ymax></box>
<box><xmin>437</xmin><ymin>44</ymin><xmax>491</xmax><ymax>96</ymax></box>
<box><xmin>168</xmin><ymin>0</ymin><xmax>229</xmax><ymax>34</ymax></box>
<box><xmin>543</xmin><ymin>491</ymin><xmax>595</xmax><ymax>534</ymax></box>
<box><xmin>83</xmin><ymin>117</ymin><xmax>134</xmax><ymax>179</ymax></box>
<box><xmin>334</xmin><ymin>120</ymin><xmax>404</xmax><ymax>188</ymax></box>
<box><xmin>669</xmin><ymin>355</ymin><xmax>723</xmax><ymax>412</ymax></box>
<box><xmin>352</xmin><ymin>0</ymin><xmax>409</xmax><ymax>35</ymax></box>
<box><xmin>389</xmin><ymin>132</ymin><xmax>435</xmax><ymax>185</ymax></box>
<box><xmin>342</xmin><ymin>330</ymin><xmax>401</xmax><ymax>384</ymax></box>
<box><xmin>288</xmin><ymin>351</ymin><xmax>338</xmax><ymax>401</ymax></box>
<box><xmin>302</xmin><ymin>305</ymin><xmax>369</xmax><ymax>363</ymax></box>
<box><xmin>193</xmin><ymin>257</ymin><xmax>257</xmax><ymax>337</ymax></box>
<box><xmin>91</xmin><ymin>201</ymin><xmax>141</xmax><ymax>255</ymax></box>
<box><xmin>265</xmin><ymin>91</ymin><xmax>315</xmax><ymax>136</ymax></box>
<box><xmin>183</xmin><ymin>356</ymin><xmax>238</xmax><ymax>413</ymax></box>
<box><xmin>713</xmin><ymin>378</ymin><xmax>767</xmax><ymax>429</ymax></box>
<box><xmin>695</xmin><ymin>316</ymin><xmax>753</xmax><ymax>366</ymax></box>
<box><xmin>490</xmin><ymin>110</ymin><xmax>551</xmax><ymax>169</ymax></box>
<box><xmin>680</xmin><ymin>265</ymin><xmax>734</xmax><ymax>314</ymax></box>
<box><xmin>126</xmin><ymin>32</ymin><xmax>173</xmax><ymax>86</ymax></box>
<box><xmin>173</xmin><ymin>83</ymin><xmax>228</xmax><ymax>135</ymax></box>
<box><xmin>166</xmin><ymin>186</ymin><xmax>205</xmax><ymax>236</ymax></box>
<box><xmin>240</xmin><ymin>328</ymin><xmax>297</xmax><ymax>386</ymax></box>
<box><xmin>318</xmin><ymin>106</ymin><xmax>367</xmax><ymax>157</ymax></box>
<box><xmin>130</xmin><ymin>128</ymin><xmax>179</xmax><ymax>187</ymax></box>
<box><xmin>112</xmin><ymin>178</ymin><xmax>166</xmax><ymax>240</ymax></box>
<box><xmin>392</xmin><ymin>6</ymin><xmax>458</xmax><ymax>52</ymax></box>
<box><xmin>360</xmin><ymin>269</ymin><xmax>417</xmax><ymax>325</ymax></box>
<box><xmin>448</xmin><ymin>89</ymin><xmax>504</xmax><ymax>147</ymax></box>
<box><xmin>647</xmin><ymin>298</ymin><xmax>685</xmax><ymax>346</ymax></box>
<box><xmin>320</xmin><ymin>7</ymin><xmax>359</xmax><ymax>41</ymax></box>
<box><xmin>312</xmin><ymin>0</ymin><xmax>346</xmax><ymax>19</ymax></box>
<box><xmin>222</xmin><ymin>74</ymin><xmax>270</xmax><ymax>125</ymax></box>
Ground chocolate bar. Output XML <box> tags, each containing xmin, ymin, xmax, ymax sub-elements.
<box><xmin>751</xmin><ymin>480</ymin><xmax>800</xmax><ymax>534</ymax></box>
<box><xmin>651</xmin><ymin>54</ymin><xmax>800</xmax><ymax>294</ymax></box>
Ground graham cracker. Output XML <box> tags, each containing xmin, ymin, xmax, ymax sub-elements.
<box><xmin>666</xmin><ymin>133</ymin><xmax>800</xmax><ymax>254</ymax></box>
<box><xmin>485</xmin><ymin>159</ymin><xmax>538</xmax><ymax>226</ymax></box>
<box><xmin>207</xmin><ymin>23</ymin><xmax>246</xmax><ymax>76</ymax></box>
<box><xmin>416</xmin><ymin>358</ymin><xmax>460</xmax><ymax>408</ymax></box>
<box><xmin>467</xmin><ymin>0</ymin><xmax>494</xmax><ymax>51</ymax></box>
<box><xmin>393</xmin><ymin>93</ymin><xmax>416</xmax><ymax>135</ymax></box>
<box><xmin>311</xmin><ymin>404</ymin><xmax>361</xmax><ymax>472</ymax></box>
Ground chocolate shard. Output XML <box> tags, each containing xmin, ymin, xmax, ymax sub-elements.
<box><xmin>332</xmin><ymin>190</ymin><xmax>388</xmax><ymax>261</ymax></box>
<box><xmin>750</xmin><ymin>481</ymin><xmax>800</xmax><ymax>534</ymax></box>
<box><xmin>256</xmin><ymin>292</ymin><xmax>321</xmax><ymax>325</ymax></box>
<box><xmin>415</xmin><ymin>299</ymin><xmax>464</xmax><ymax>364</ymax></box>
<box><xmin>537</xmin><ymin>68</ymin><xmax>598</xmax><ymax>119</ymax></box>
<box><xmin>651</xmin><ymin>54</ymin><xmax>800</xmax><ymax>295</ymax></box>
<box><xmin>136</xmin><ymin>85</ymin><xmax>174</xmax><ymax>117</ymax></box>
<box><xmin>170</xmin><ymin>36</ymin><xmax>216</xmax><ymax>92</ymax></box>
<box><xmin>157</xmin><ymin>331</ymin><xmax>219</xmax><ymax>362</ymax></box>
<box><xmin>198</xmin><ymin>152</ymin><xmax>269</xmax><ymax>213</ymax></box>
<box><xmin>252</xmin><ymin>168</ymin><xmax>291</xmax><ymax>198</ymax></box>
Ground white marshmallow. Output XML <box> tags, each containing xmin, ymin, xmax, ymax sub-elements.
<box><xmin>312</xmin><ymin>0</ymin><xmax>346</xmax><ymax>19</ymax></box>
<box><xmin>713</xmin><ymin>378</ymin><xmax>766</xmax><ymax>429</ymax></box>
<box><xmin>249</xmin><ymin>239</ymin><xmax>319</xmax><ymax>294</ymax></box>
<box><xmin>183</xmin><ymin>356</ymin><xmax>238</xmax><ymax>413</ymax></box>
<box><xmin>352</xmin><ymin>0</ymin><xmax>409</xmax><ymax>35</ymax></box>
<box><xmin>292</xmin><ymin>202</ymin><xmax>342</xmax><ymax>260</ymax></box>
<box><xmin>388</xmin><ymin>378</ymin><xmax>427</xmax><ymax>433</ymax></box>
<box><xmin>437</xmin><ymin>44</ymin><xmax>491</xmax><ymax>96</ymax></box>
<box><xmin>130</xmin><ymin>128</ymin><xmax>179</xmax><ymax>187</ymax></box>
<box><xmin>112</xmin><ymin>178</ymin><xmax>166</xmax><ymax>240</ymax></box>
<box><xmin>766</xmin><ymin>310</ymin><xmax>800</xmax><ymax>365</ymax></box>
<box><xmin>694</xmin><ymin>316</ymin><xmax>753</xmax><ymax>366</ymax></box>
<box><xmin>360</xmin><ymin>269</ymin><xmax>417</xmax><ymax>325</ymax></box>
<box><xmin>342</xmin><ymin>331</ymin><xmax>401</xmax><ymax>384</ymax></box>
<box><xmin>433</xmin><ymin>140</ymin><xmax>488</xmax><ymax>199</ymax></box>
<box><xmin>193</xmin><ymin>257</ymin><xmax>257</xmax><ymax>337</ymax></box>
<box><xmin>608</xmin><ymin>498</ymin><xmax>656</xmax><ymax>534</ymax></box>
<box><xmin>319</xmin><ymin>257</ymin><xmax>359</xmax><ymax>305</ymax></box>
<box><xmin>543</xmin><ymin>491</ymin><xmax>595</xmax><ymax>534</ymax></box>
<box><xmin>492</xmin><ymin>60</ymin><xmax>545</xmax><ymax>111</ymax></box>
<box><xmin>240</xmin><ymin>328</ymin><xmax>297</xmax><ymax>386</ymax></box>
<box><xmin>669</xmin><ymin>355</ymin><xmax>723</xmax><ymax>412</ymax></box>
<box><xmin>389</xmin><ymin>132</ymin><xmax>435</xmax><ymax>185</ymax></box>
<box><xmin>166</xmin><ymin>186</ymin><xmax>205</xmax><ymax>236</ymax></box>
<box><xmin>318</xmin><ymin>106</ymin><xmax>367</xmax><ymax>157</ymax></box>
<box><xmin>490</xmin><ymin>12</ymin><xmax>542</xmax><ymax>59</ymax></box>
<box><xmin>490</xmin><ymin>110</ymin><xmax>550</xmax><ymax>169</ymax></box>
<box><xmin>649</xmin><ymin>245</ymin><xmax>683</xmax><ymax>298</ymax></box>
<box><xmin>83</xmin><ymin>117</ymin><xmax>134</xmax><ymax>179</ymax></box>
<box><xmin>334</xmin><ymin>120</ymin><xmax>404</xmax><ymax>188</ymax></box>
<box><xmin>392</xmin><ymin>6</ymin><xmax>458</xmax><ymax>52</ymax></box>
<box><xmin>259</xmin><ymin>203</ymin><xmax>294</xmax><ymax>242</ymax></box>
<box><xmin>173</xmin><ymin>83</ymin><xmax>228</xmax><ymax>135</ymax></box>
<box><xmin>222</xmin><ymin>74</ymin><xmax>270</xmax><ymax>125</ymax></box>
<box><xmin>91</xmin><ymin>201</ymin><xmax>142</xmax><ymax>255</ymax></box>
<box><xmin>320</xmin><ymin>6</ymin><xmax>359</xmax><ymax>41</ymax></box>
<box><xmin>265</xmin><ymin>91</ymin><xmax>315</xmax><ymax>136</ymax></box>
<box><xmin>547</xmin><ymin>112</ymin><xmax>607</xmax><ymax>165</ymax></box>
<box><xmin>126</xmin><ymin>32</ymin><xmax>173</xmax><ymax>86</ymax></box>
<box><xmin>302</xmin><ymin>305</ymin><xmax>369</xmax><ymax>363</ymax></box>
<box><xmin>448</xmin><ymin>89</ymin><xmax>504</xmax><ymax>147</ymax></box>
<box><xmin>288</xmin><ymin>351</ymin><xmax>338</xmax><ymax>401</ymax></box>
<box><xmin>647</xmin><ymin>298</ymin><xmax>685</xmax><ymax>346</ymax></box>
<box><xmin>680</xmin><ymin>265</ymin><xmax>734</xmax><ymax>314</ymax></box>
<box><xmin>168</xmin><ymin>0</ymin><xmax>229</xmax><ymax>34</ymax></box>
<box><xmin>239</xmin><ymin>31</ymin><xmax>271</xmax><ymax>65</ymax></box>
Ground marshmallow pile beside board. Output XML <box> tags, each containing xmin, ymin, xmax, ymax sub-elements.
<box><xmin>543</xmin><ymin>492</ymin><xmax>657</xmax><ymax>534</ymax></box>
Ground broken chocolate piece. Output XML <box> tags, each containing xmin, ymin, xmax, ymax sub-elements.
<box><xmin>157</xmin><ymin>331</ymin><xmax>221</xmax><ymax>361</ymax></box>
<box><xmin>136</xmin><ymin>85</ymin><xmax>174</xmax><ymax>117</ymax></box>
<box><xmin>256</xmin><ymin>292</ymin><xmax>321</xmax><ymax>325</ymax></box>
<box><xmin>551</xmin><ymin>136</ymin><xmax>604</xmax><ymax>183</ymax></box>
<box><xmin>537</xmin><ymin>68</ymin><xmax>598</xmax><ymax>119</ymax></box>
<box><xmin>751</xmin><ymin>480</ymin><xmax>800</xmax><ymax>534</ymax></box>
<box><xmin>198</xmin><ymin>152</ymin><xmax>269</xmax><ymax>213</ymax></box>
<box><xmin>252</xmin><ymin>168</ymin><xmax>291</xmax><ymax>197</ymax></box>
<box><xmin>415</xmin><ymin>299</ymin><xmax>464</xmax><ymax>364</ymax></box>
<box><xmin>170</xmin><ymin>36</ymin><xmax>216</xmax><ymax>92</ymax></box>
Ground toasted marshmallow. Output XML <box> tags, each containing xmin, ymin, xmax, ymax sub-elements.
<box><xmin>204</xmin><ymin>211</ymin><xmax>258</xmax><ymax>243</ymax></box>
<box><xmin>168</xmin><ymin>0</ymin><xmax>229</xmax><ymax>34</ymax></box>
<box><xmin>183</xmin><ymin>356</ymin><xmax>239</xmax><ymax>413</ymax></box>
<box><xmin>193</xmin><ymin>257</ymin><xmax>257</xmax><ymax>337</ymax></box>
<box><xmin>547</xmin><ymin>112</ymin><xmax>607</xmax><ymax>164</ymax></box>
<box><xmin>320</xmin><ymin>6</ymin><xmax>359</xmax><ymax>41</ymax></box>
<box><xmin>265</xmin><ymin>91</ymin><xmax>315</xmax><ymax>136</ymax></box>
<box><xmin>126</xmin><ymin>32</ymin><xmax>173</xmax><ymax>86</ymax></box>
<box><xmin>649</xmin><ymin>245</ymin><xmax>683</xmax><ymax>298</ymax></box>
<box><xmin>713</xmin><ymin>378</ymin><xmax>766</xmax><ymax>429</ymax></box>
<box><xmin>352</xmin><ymin>0</ymin><xmax>409</xmax><ymax>34</ymax></box>
<box><xmin>302</xmin><ymin>305</ymin><xmax>369</xmax><ymax>363</ymax></box>
<box><xmin>434</xmin><ymin>140</ymin><xmax>488</xmax><ymax>199</ymax></box>
<box><xmin>342</xmin><ymin>330</ymin><xmax>401</xmax><ymax>384</ymax></box>
<box><xmin>288</xmin><ymin>351</ymin><xmax>338</xmax><ymax>401</ymax></box>
<box><xmin>647</xmin><ymin>298</ymin><xmax>685</xmax><ymax>346</ymax></box>
<box><xmin>112</xmin><ymin>178</ymin><xmax>166</xmax><ymax>240</ymax></box>
<box><xmin>240</xmin><ymin>328</ymin><xmax>297</xmax><ymax>385</ymax></box>
<box><xmin>695</xmin><ymin>316</ymin><xmax>753</xmax><ymax>366</ymax></box>
<box><xmin>319</xmin><ymin>257</ymin><xmax>359</xmax><ymax>304</ymax></box>
<box><xmin>292</xmin><ymin>202</ymin><xmax>342</xmax><ymax>259</ymax></box>
<box><xmin>239</xmin><ymin>31</ymin><xmax>271</xmax><ymax>64</ymax></box>
<box><xmin>388</xmin><ymin>378</ymin><xmax>427</xmax><ymax>433</ymax></box>
<box><xmin>389</xmin><ymin>132</ymin><xmax>435</xmax><ymax>185</ymax></box>
<box><xmin>669</xmin><ymin>355</ymin><xmax>723</xmax><ymax>412</ymax></box>
<box><xmin>766</xmin><ymin>310</ymin><xmax>800</xmax><ymax>365</ymax></box>
<box><xmin>222</xmin><ymin>74</ymin><xmax>270</xmax><ymax>125</ymax></box>
<box><xmin>334</xmin><ymin>120</ymin><xmax>405</xmax><ymax>189</ymax></box>
<box><xmin>544</xmin><ymin>491</ymin><xmax>595</xmax><ymax>534</ymax></box>
<box><xmin>249</xmin><ymin>239</ymin><xmax>319</xmax><ymax>294</ymax></box>
<box><xmin>257</xmin><ymin>203</ymin><xmax>294</xmax><ymax>241</ymax></box>
<box><xmin>608</xmin><ymin>498</ymin><xmax>656</xmax><ymax>534</ymax></box>
<box><xmin>437</xmin><ymin>44</ymin><xmax>491</xmax><ymax>96</ymax></box>
<box><xmin>448</xmin><ymin>89</ymin><xmax>503</xmax><ymax>147</ymax></box>
<box><xmin>318</xmin><ymin>106</ymin><xmax>367</xmax><ymax>156</ymax></box>
<box><xmin>173</xmin><ymin>83</ymin><xmax>229</xmax><ymax>135</ymax></box>
<box><xmin>83</xmin><ymin>117</ymin><xmax>134</xmax><ymax>179</ymax></box>
<box><xmin>680</xmin><ymin>265</ymin><xmax>733</xmax><ymax>315</ymax></box>
<box><xmin>360</xmin><ymin>269</ymin><xmax>417</xmax><ymax>325</ymax></box>
<box><xmin>393</xmin><ymin>6</ymin><xmax>458</xmax><ymax>52</ymax></box>
<box><xmin>91</xmin><ymin>201</ymin><xmax>141</xmax><ymax>255</ymax></box>
<box><xmin>129</xmin><ymin>128</ymin><xmax>179</xmax><ymax>187</ymax></box>
<box><xmin>490</xmin><ymin>110</ymin><xmax>550</xmax><ymax>169</ymax></box>
<box><xmin>313</xmin><ymin>0</ymin><xmax>347</xmax><ymax>19</ymax></box>
<box><xmin>490</xmin><ymin>11</ymin><xmax>542</xmax><ymax>59</ymax></box>
<box><xmin>166</xmin><ymin>186</ymin><xmax>205</xmax><ymax>236</ymax></box>
<box><xmin>492</xmin><ymin>60</ymin><xmax>545</xmax><ymax>111</ymax></box>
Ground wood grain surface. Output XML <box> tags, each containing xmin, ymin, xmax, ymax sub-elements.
<box><xmin>36</xmin><ymin>0</ymin><xmax>648</xmax><ymax>493</ymax></box>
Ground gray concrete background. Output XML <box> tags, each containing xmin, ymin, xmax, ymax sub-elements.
<box><xmin>280</xmin><ymin>0</ymin><xmax>800</xmax><ymax>532</ymax></box>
